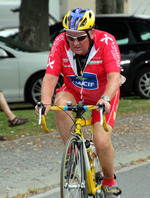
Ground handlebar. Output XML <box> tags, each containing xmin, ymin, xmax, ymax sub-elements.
<box><xmin>37</xmin><ymin>101</ymin><xmax>109</xmax><ymax>132</ymax></box>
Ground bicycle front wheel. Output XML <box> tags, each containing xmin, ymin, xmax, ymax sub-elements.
<box><xmin>60</xmin><ymin>136</ymin><xmax>87</xmax><ymax>198</ymax></box>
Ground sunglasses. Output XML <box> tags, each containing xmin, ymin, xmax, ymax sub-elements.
<box><xmin>66</xmin><ymin>33</ymin><xmax>87</xmax><ymax>42</ymax></box>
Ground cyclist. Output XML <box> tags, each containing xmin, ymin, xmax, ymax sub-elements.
<box><xmin>36</xmin><ymin>8</ymin><xmax>122</xmax><ymax>197</ymax></box>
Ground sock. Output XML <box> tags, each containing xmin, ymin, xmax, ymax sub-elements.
<box><xmin>102</xmin><ymin>177</ymin><xmax>116</xmax><ymax>187</ymax></box>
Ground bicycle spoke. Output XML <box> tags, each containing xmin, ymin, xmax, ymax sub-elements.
<box><xmin>60</xmin><ymin>136</ymin><xmax>87</xmax><ymax>198</ymax></box>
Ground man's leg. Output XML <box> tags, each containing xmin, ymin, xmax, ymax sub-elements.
<box><xmin>93</xmin><ymin>123</ymin><xmax>115</xmax><ymax>180</ymax></box>
<box><xmin>0</xmin><ymin>91</ymin><xmax>29</xmax><ymax>127</ymax></box>
<box><xmin>54</xmin><ymin>91</ymin><xmax>77</xmax><ymax>145</ymax></box>
<box><xmin>0</xmin><ymin>91</ymin><xmax>15</xmax><ymax>120</ymax></box>
<box><xmin>93</xmin><ymin>123</ymin><xmax>122</xmax><ymax>196</ymax></box>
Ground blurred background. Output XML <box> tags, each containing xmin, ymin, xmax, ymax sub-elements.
<box><xmin>1</xmin><ymin>0</ymin><xmax>150</xmax><ymax>107</ymax></box>
<box><xmin>0</xmin><ymin>0</ymin><xmax>150</xmax><ymax>27</ymax></box>
<box><xmin>0</xmin><ymin>0</ymin><xmax>150</xmax><ymax>139</ymax></box>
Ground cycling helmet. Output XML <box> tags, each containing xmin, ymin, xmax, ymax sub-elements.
<box><xmin>63</xmin><ymin>8</ymin><xmax>95</xmax><ymax>31</ymax></box>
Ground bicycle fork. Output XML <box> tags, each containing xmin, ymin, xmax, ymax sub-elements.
<box><xmin>82</xmin><ymin>141</ymin><xmax>102</xmax><ymax>196</ymax></box>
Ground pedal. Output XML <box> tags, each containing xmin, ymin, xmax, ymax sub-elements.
<box><xmin>112</xmin><ymin>187</ymin><xmax>122</xmax><ymax>196</ymax></box>
<box><xmin>95</xmin><ymin>171</ymin><xmax>103</xmax><ymax>185</ymax></box>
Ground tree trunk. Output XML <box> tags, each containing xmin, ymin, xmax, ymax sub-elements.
<box><xmin>116</xmin><ymin>0</ymin><xmax>124</xmax><ymax>13</ymax></box>
<box><xmin>19</xmin><ymin>0</ymin><xmax>49</xmax><ymax>51</ymax></box>
<box><xmin>96</xmin><ymin>0</ymin><xmax>117</xmax><ymax>14</ymax></box>
<box><xmin>96</xmin><ymin>0</ymin><xmax>124</xmax><ymax>14</ymax></box>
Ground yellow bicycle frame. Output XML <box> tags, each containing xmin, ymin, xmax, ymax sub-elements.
<box><xmin>40</xmin><ymin>105</ymin><xmax>109</xmax><ymax>196</ymax></box>
<box><xmin>74</xmin><ymin>117</ymin><xmax>103</xmax><ymax>196</ymax></box>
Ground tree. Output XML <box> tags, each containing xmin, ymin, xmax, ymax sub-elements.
<box><xmin>19</xmin><ymin>0</ymin><xmax>49</xmax><ymax>51</ymax></box>
<box><xmin>96</xmin><ymin>0</ymin><xmax>124</xmax><ymax>14</ymax></box>
<box><xmin>116</xmin><ymin>0</ymin><xmax>124</xmax><ymax>13</ymax></box>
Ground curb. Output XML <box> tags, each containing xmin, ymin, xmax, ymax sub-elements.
<box><xmin>30</xmin><ymin>161</ymin><xmax>150</xmax><ymax>198</ymax></box>
<box><xmin>5</xmin><ymin>150</ymin><xmax>150</xmax><ymax>198</ymax></box>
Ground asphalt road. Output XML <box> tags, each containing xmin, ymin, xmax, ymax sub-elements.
<box><xmin>117</xmin><ymin>162</ymin><xmax>150</xmax><ymax>198</ymax></box>
<box><xmin>0</xmin><ymin>112</ymin><xmax>150</xmax><ymax>198</ymax></box>
<box><xmin>31</xmin><ymin>161</ymin><xmax>150</xmax><ymax>198</ymax></box>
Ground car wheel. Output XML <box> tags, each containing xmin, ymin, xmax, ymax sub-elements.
<box><xmin>28</xmin><ymin>73</ymin><xmax>63</xmax><ymax>105</ymax></box>
<box><xmin>28</xmin><ymin>73</ymin><xmax>44</xmax><ymax>105</ymax></box>
<box><xmin>135</xmin><ymin>68</ymin><xmax>150</xmax><ymax>99</ymax></box>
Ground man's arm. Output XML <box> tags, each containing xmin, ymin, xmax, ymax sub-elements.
<box><xmin>97</xmin><ymin>72</ymin><xmax>121</xmax><ymax>114</ymax></box>
<box><xmin>41</xmin><ymin>73</ymin><xmax>58</xmax><ymax>103</ymax></box>
<box><xmin>102</xmin><ymin>72</ymin><xmax>121</xmax><ymax>99</ymax></box>
<box><xmin>35</xmin><ymin>73</ymin><xmax>59</xmax><ymax>115</ymax></box>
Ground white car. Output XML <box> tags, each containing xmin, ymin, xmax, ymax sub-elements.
<box><xmin>0</xmin><ymin>36</ymin><xmax>63</xmax><ymax>105</ymax></box>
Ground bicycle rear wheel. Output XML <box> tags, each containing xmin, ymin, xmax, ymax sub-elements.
<box><xmin>60</xmin><ymin>136</ymin><xmax>87</xmax><ymax>198</ymax></box>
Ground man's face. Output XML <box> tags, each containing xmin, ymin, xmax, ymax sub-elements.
<box><xmin>66</xmin><ymin>30</ymin><xmax>94</xmax><ymax>55</ymax></box>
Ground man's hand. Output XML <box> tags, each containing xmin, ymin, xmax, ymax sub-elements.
<box><xmin>35</xmin><ymin>103</ymin><xmax>51</xmax><ymax>116</ymax></box>
<box><xmin>35</xmin><ymin>104</ymin><xmax>39</xmax><ymax>115</ymax></box>
<box><xmin>43</xmin><ymin>104</ymin><xmax>51</xmax><ymax>115</ymax></box>
<box><xmin>96</xmin><ymin>99</ymin><xmax>111</xmax><ymax>115</ymax></box>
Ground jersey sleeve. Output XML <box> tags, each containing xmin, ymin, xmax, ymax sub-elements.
<box><xmin>101</xmin><ymin>33</ymin><xmax>121</xmax><ymax>74</ymax></box>
<box><xmin>46</xmin><ymin>33</ymin><xmax>65</xmax><ymax>77</ymax></box>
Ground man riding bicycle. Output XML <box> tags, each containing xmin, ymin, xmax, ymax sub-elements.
<box><xmin>36</xmin><ymin>8</ymin><xmax>122</xmax><ymax>197</ymax></box>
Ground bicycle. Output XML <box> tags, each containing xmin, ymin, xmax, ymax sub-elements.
<box><xmin>38</xmin><ymin>101</ymin><xmax>121</xmax><ymax>198</ymax></box>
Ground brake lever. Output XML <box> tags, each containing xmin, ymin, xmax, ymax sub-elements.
<box><xmin>97</xmin><ymin>102</ymin><xmax>105</xmax><ymax>126</ymax></box>
<box><xmin>37</xmin><ymin>102</ymin><xmax>45</xmax><ymax>125</ymax></box>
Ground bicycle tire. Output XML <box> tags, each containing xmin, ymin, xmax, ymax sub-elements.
<box><xmin>60</xmin><ymin>136</ymin><xmax>88</xmax><ymax>198</ymax></box>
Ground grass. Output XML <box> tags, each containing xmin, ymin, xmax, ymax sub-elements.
<box><xmin>0</xmin><ymin>109</ymin><xmax>56</xmax><ymax>140</ymax></box>
<box><xmin>118</xmin><ymin>96</ymin><xmax>150</xmax><ymax>114</ymax></box>
<box><xmin>129</xmin><ymin>156</ymin><xmax>150</xmax><ymax>166</ymax></box>
<box><xmin>1</xmin><ymin>96</ymin><xmax>150</xmax><ymax>140</ymax></box>
<box><xmin>4</xmin><ymin>185</ymin><xmax>56</xmax><ymax>198</ymax></box>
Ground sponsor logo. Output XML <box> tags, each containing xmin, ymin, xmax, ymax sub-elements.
<box><xmin>67</xmin><ymin>73</ymin><xmax>98</xmax><ymax>90</ymax></box>
<box><xmin>63</xmin><ymin>64</ymin><xmax>72</xmax><ymax>68</ymax></box>
<box><xmin>63</xmin><ymin>58</ymin><xmax>69</xmax><ymax>63</ymax></box>
<box><xmin>62</xmin><ymin>58</ymin><xmax>71</xmax><ymax>67</ymax></box>
<box><xmin>89</xmin><ymin>60</ymin><xmax>103</xmax><ymax>65</ymax></box>
<box><xmin>93</xmin><ymin>57</ymin><xmax>102</xmax><ymax>59</ymax></box>
<box><xmin>50</xmin><ymin>35</ymin><xmax>64</xmax><ymax>57</ymax></box>
<box><xmin>47</xmin><ymin>58</ymin><xmax>55</xmax><ymax>69</ymax></box>
<box><xmin>101</xmin><ymin>34</ymin><xmax>113</xmax><ymax>45</ymax></box>
<box><xmin>111</xmin><ymin>41</ymin><xmax>120</xmax><ymax>67</ymax></box>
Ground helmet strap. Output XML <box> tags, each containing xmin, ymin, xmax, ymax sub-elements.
<box><xmin>86</xmin><ymin>30</ymin><xmax>93</xmax><ymax>50</ymax></box>
<box><xmin>65</xmin><ymin>33</ymin><xmax>70</xmax><ymax>47</ymax></box>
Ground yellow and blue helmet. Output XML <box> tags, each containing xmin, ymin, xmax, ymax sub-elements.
<box><xmin>63</xmin><ymin>8</ymin><xmax>95</xmax><ymax>31</ymax></box>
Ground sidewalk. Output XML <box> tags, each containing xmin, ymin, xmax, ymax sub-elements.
<box><xmin>0</xmin><ymin>112</ymin><xmax>150</xmax><ymax>198</ymax></box>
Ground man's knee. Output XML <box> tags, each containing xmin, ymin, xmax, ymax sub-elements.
<box><xmin>94</xmin><ymin>136</ymin><xmax>112</xmax><ymax>153</ymax></box>
<box><xmin>54</xmin><ymin>95</ymin><xmax>67</xmax><ymax>106</ymax></box>
<box><xmin>54</xmin><ymin>91</ymin><xmax>76</xmax><ymax>106</ymax></box>
<box><xmin>93</xmin><ymin>123</ymin><xmax>113</xmax><ymax>153</ymax></box>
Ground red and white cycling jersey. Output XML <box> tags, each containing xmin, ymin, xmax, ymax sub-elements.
<box><xmin>46</xmin><ymin>29</ymin><xmax>121</xmax><ymax>104</ymax></box>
